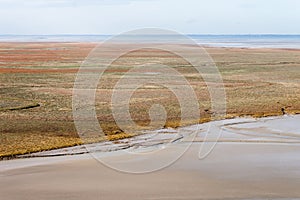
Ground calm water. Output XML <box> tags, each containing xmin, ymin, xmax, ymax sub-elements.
<box><xmin>1</xmin><ymin>34</ymin><xmax>300</xmax><ymax>48</ymax></box>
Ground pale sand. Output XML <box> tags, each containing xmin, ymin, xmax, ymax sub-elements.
<box><xmin>0</xmin><ymin>115</ymin><xmax>300</xmax><ymax>200</ymax></box>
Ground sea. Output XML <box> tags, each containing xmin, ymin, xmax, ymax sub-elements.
<box><xmin>0</xmin><ymin>34</ymin><xmax>300</xmax><ymax>49</ymax></box>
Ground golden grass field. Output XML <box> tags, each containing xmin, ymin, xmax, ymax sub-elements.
<box><xmin>0</xmin><ymin>43</ymin><xmax>299</xmax><ymax>158</ymax></box>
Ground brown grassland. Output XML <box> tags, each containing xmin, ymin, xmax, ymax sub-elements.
<box><xmin>0</xmin><ymin>42</ymin><xmax>299</xmax><ymax>158</ymax></box>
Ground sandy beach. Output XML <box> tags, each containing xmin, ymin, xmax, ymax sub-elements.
<box><xmin>1</xmin><ymin>115</ymin><xmax>299</xmax><ymax>200</ymax></box>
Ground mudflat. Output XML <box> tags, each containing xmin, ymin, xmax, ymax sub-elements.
<box><xmin>0</xmin><ymin>115</ymin><xmax>300</xmax><ymax>200</ymax></box>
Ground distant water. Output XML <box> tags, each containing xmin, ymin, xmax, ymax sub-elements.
<box><xmin>191</xmin><ymin>34</ymin><xmax>300</xmax><ymax>49</ymax></box>
<box><xmin>1</xmin><ymin>34</ymin><xmax>300</xmax><ymax>49</ymax></box>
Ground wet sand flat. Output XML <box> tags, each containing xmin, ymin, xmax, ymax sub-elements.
<box><xmin>1</xmin><ymin>115</ymin><xmax>300</xmax><ymax>200</ymax></box>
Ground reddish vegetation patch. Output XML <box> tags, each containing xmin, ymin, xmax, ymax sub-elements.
<box><xmin>0</xmin><ymin>68</ymin><xmax>79</xmax><ymax>74</ymax></box>
<box><xmin>0</xmin><ymin>42</ymin><xmax>96</xmax><ymax>67</ymax></box>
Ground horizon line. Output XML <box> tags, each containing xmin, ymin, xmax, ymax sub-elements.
<box><xmin>1</xmin><ymin>33</ymin><xmax>300</xmax><ymax>36</ymax></box>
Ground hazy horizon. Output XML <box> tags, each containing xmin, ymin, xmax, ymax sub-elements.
<box><xmin>1</xmin><ymin>33</ymin><xmax>300</xmax><ymax>36</ymax></box>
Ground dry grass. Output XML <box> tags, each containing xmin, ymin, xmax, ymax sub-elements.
<box><xmin>0</xmin><ymin>43</ymin><xmax>299</xmax><ymax>159</ymax></box>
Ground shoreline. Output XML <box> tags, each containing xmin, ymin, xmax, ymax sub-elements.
<box><xmin>1</xmin><ymin>115</ymin><xmax>299</xmax><ymax>199</ymax></box>
<box><xmin>1</xmin><ymin>114</ymin><xmax>299</xmax><ymax>161</ymax></box>
<box><xmin>1</xmin><ymin>41</ymin><xmax>300</xmax><ymax>51</ymax></box>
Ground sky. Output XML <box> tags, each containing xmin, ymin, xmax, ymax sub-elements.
<box><xmin>0</xmin><ymin>0</ymin><xmax>300</xmax><ymax>35</ymax></box>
